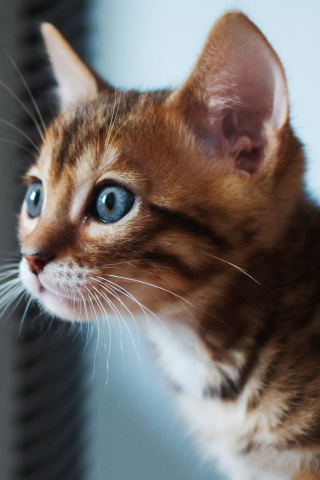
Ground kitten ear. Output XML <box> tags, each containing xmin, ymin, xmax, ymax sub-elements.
<box><xmin>169</xmin><ymin>12</ymin><xmax>288</xmax><ymax>176</ymax></box>
<box><xmin>41</xmin><ymin>23</ymin><xmax>112</xmax><ymax>109</ymax></box>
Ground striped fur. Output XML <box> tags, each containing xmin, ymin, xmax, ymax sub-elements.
<box><xmin>17</xmin><ymin>12</ymin><xmax>320</xmax><ymax>480</ymax></box>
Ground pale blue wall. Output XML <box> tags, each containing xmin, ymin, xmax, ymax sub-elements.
<box><xmin>89</xmin><ymin>2</ymin><xmax>320</xmax><ymax>479</ymax></box>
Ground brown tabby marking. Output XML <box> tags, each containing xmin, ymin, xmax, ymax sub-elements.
<box><xmin>293</xmin><ymin>466</ymin><xmax>319</xmax><ymax>480</ymax></box>
<box><xmin>14</xmin><ymin>12</ymin><xmax>320</xmax><ymax>480</ymax></box>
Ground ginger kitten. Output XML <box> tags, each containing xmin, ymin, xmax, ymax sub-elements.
<box><xmin>13</xmin><ymin>11</ymin><xmax>320</xmax><ymax>480</ymax></box>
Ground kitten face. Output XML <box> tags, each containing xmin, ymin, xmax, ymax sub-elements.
<box><xmin>18</xmin><ymin>14</ymin><xmax>303</xmax><ymax>324</ymax></box>
<box><xmin>18</xmin><ymin>94</ymin><xmax>231</xmax><ymax>321</ymax></box>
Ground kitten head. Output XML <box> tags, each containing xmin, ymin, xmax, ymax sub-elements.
<box><xmin>18</xmin><ymin>12</ymin><xmax>304</xmax><ymax>322</ymax></box>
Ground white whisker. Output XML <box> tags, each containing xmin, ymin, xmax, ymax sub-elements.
<box><xmin>90</xmin><ymin>282</ymin><xmax>123</xmax><ymax>349</ymax></box>
<box><xmin>0</xmin><ymin>285</ymin><xmax>25</xmax><ymax>324</ymax></box>
<box><xmin>91</xmin><ymin>289</ymin><xmax>110</xmax><ymax>355</ymax></box>
<box><xmin>85</xmin><ymin>286</ymin><xmax>106</xmax><ymax>382</ymax></box>
<box><xmin>92</xmin><ymin>281</ymin><xmax>141</xmax><ymax>361</ymax></box>
<box><xmin>91</xmin><ymin>279</ymin><xmax>138</xmax><ymax>336</ymax></box>
<box><xmin>95</xmin><ymin>276</ymin><xmax>172</xmax><ymax>336</ymax></box>
<box><xmin>100</xmin><ymin>273</ymin><xmax>220</xmax><ymax>320</ymax></box>
<box><xmin>104</xmin><ymin>91</ymin><xmax>121</xmax><ymax>154</ymax></box>
<box><xmin>200</xmin><ymin>251</ymin><xmax>261</xmax><ymax>285</ymax></box>
<box><xmin>75</xmin><ymin>286</ymin><xmax>93</xmax><ymax>355</ymax></box>
<box><xmin>0</xmin><ymin>118</ymin><xmax>40</xmax><ymax>153</ymax></box>
<box><xmin>18</xmin><ymin>296</ymin><xmax>33</xmax><ymax>337</ymax></box>
<box><xmin>6</xmin><ymin>52</ymin><xmax>47</xmax><ymax>135</ymax></box>
<box><xmin>0</xmin><ymin>78</ymin><xmax>44</xmax><ymax>142</ymax></box>
<box><xmin>0</xmin><ymin>137</ymin><xmax>38</xmax><ymax>158</ymax></box>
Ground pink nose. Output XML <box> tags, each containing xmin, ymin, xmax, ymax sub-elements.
<box><xmin>22</xmin><ymin>253</ymin><xmax>53</xmax><ymax>275</ymax></box>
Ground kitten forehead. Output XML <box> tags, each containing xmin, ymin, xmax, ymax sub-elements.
<box><xmin>46</xmin><ymin>89</ymin><xmax>171</xmax><ymax>177</ymax></box>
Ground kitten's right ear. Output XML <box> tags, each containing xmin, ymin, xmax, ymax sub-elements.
<box><xmin>41</xmin><ymin>23</ymin><xmax>114</xmax><ymax>109</ymax></box>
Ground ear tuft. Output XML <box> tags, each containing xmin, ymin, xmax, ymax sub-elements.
<box><xmin>41</xmin><ymin>23</ymin><xmax>99</xmax><ymax>109</ymax></box>
<box><xmin>169</xmin><ymin>12</ymin><xmax>288</xmax><ymax>176</ymax></box>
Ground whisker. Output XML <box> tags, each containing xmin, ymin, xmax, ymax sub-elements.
<box><xmin>75</xmin><ymin>286</ymin><xmax>93</xmax><ymax>355</ymax></box>
<box><xmin>200</xmin><ymin>251</ymin><xmax>261</xmax><ymax>285</ymax></box>
<box><xmin>105</xmin><ymin>117</ymin><xmax>130</xmax><ymax>158</ymax></box>
<box><xmin>90</xmin><ymin>282</ymin><xmax>123</xmax><ymax>349</ymax></box>
<box><xmin>95</xmin><ymin>276</ymin><xmax>171</xmax><ymax>336</ymax></box>
<box><xmin>0</xmin><ymin>282</ymin><xmax>23</xmax><ymax>306</ymax></box>
<box><xmin>0</xmin><ymin>278</ymin><xmax>26</xmax><ymax>326</ymax></box>
<box><xmin>0</xmin><ymin>263</ymin><xmax>20</xmax><ymax>270</ymax></box>
<box><xmin>91</xmin><ymin>289</ymin><xmax>111</xmax><ymax>355</ymax></box>
<box><xmin>100</xmin><ymin>273</ymin><xmax>219</xmax><ymax>320</ymax></box>
<box><xmin>6</xmin><ymin>52</ymin><xmax>47</xmax><ymax>135</ymax></box>
<box><xmin>0</xmin><ymin>255</ymin><xmax>21</xmax><ymax>264</ymax></box>
<box><xmin>104</xmin><ymin>90</ymin><xmax>121</xmax><ymax>154</ymax></box>
<box><xmin>0</xmin><ymin>273</ymin><xmax>20</xmax><ymax>284</ymax></box>
<box><xmin>91</xmin><ymin>281</ymin><xmax>141</xmax><ymax>361</ymax></box>
<box><xmin>0</xmin><ymin>78</ymin><xmax>44</xmax><ymax>142</ymax></box>
<box><xmin>91</xmin><ymin>279</ymin><xmax>138</xmax><ymax>332</ymax></box>
<box><xmin>75</xmin><ymin>285</ymin><xmax>89</xmax><ymax>322</ymax></box>
<box><xmin>42</xmin><ymin>315</ymin><xmax>55</xmax><ymax>339</ymax></box>
<box><xmin>90</xmin><ymin>288</ymin><xmax>113</xmax><ymax>381</ymax></box>
<box><xmin>106</xmin><ymin>284</ymin><xmax>141</xmax><ymax>350</ymax></box>
<box><xmin>95</xmin><ymin>259</ymin><xmax>152</xmax><ymax>269</ymax></box>
<box><xmin>0</xmin><ymin>118</ymin><xmax>40</xmax><ymax>153</ymax></box>
<box><xmin>77</xmin><ymin>291</ymin><xmax>82</xmax><ymax>320</ymax></box>
<box><xmin>93</xmin><ymin>285</ymin><xmax>124</xmax><ymax>355</ymax></box>
<box><xmin>2</xmin><ymin>291</ymin><xmax>27</xmax><ymax>327</ymax></box>
<box><xmin>0</xmin><ymin>137</ymin><xmax>38</xmax><ymax>158</ymax></box>
<box><xmin>72</xmin><ymin>293</ymin><xmax>76</xmax><ymax>322</ymax></box>
<box><xmin>0</xmin><ymin>287</ymin><xmax>22</xmax><ymax>309</ymax></box>
<box><xmin>18</xmin><ymin>296</ymin><xmax>33</xmax><ymax>337</ymax></box>
<box><xmin>85</xmin><ymin>286</ymin><xmax>107</xmax><ymax>381</ymax></box>
<box><xmin>0</xmin><ymin>277</ymin><xmax>22</xmax><ymax>297</ymax></box>
<box><xmin>0</xmin><ymin>266</ymin><xmax>20</xmax><ymax>275</ymax></box>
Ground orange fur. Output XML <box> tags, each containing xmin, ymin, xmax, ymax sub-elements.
<box><xmin>292</xmin><ymin>467</ymin><xmax>319</xmax><ymax>480</ymax></box>
<box><xmin>14</xmin><ymin>12</ymin><xmax>320</xmax><ymax>480</ymax></box>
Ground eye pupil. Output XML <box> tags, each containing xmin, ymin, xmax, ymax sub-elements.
<box><xmin>105</xmin><ymin>192</ymin><xmax>115</xmax><ymax>211</ymax></box>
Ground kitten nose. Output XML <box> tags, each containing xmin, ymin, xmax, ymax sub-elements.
<box><xmin>22</xmin><ymin>252</ymin><xmax>53</xmax><ymax>275</ymax></box>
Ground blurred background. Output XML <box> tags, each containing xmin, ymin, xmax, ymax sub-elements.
<box><xmin>0</xmin><ymin>1</ymin><xmax>320</xmax><ymax>479</ymax></box>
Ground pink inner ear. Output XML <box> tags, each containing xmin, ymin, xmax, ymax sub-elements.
<box><xmin>194</xmin><ymin>106</ymin><xmax>265</xmax><ymax>176</ymax></box>
<box><xmin>175</xmin><ymin>13</ymin><xmax>288</xmax><ymax>176</ymax></box>
<box><xmin>203</xmin><ymin>47</ymin><xmax>285</xmax><ymax>175</ymax></box>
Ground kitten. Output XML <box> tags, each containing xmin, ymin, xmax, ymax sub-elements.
<box><xmin>14</xmin><ymin>11</ymin><xmax>320</xmax><ymax>480</ymax></box>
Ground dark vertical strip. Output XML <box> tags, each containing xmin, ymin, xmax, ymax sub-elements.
<box><xmin>14</xmin><ymin>1</ymin><xmax>91</xmax><ymax>479</ymax></box>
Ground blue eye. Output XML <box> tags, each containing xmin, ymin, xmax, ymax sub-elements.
<box><xmin>95</xmin><ymin>185</ymin><xmax>135</xmax><ymax>223</ymax></box>
<box><xmin>25</xmin><ymin>182</ymin><xmax>44</xmax><ymax>218</ymax></box>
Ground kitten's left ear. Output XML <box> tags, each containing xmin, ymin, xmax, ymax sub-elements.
<box><xmin>41</xmin><ymin>23</ymin><xmax>113</xmax><ymax>109</ymax></box>
<box><xmin>168</xmin><ymin>12</ymin><xmax>288</xmax><ymax>176</ymax></box>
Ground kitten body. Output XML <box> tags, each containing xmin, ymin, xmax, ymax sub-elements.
<box><xmin>15</xmin><ymin>13</ymin><xmax>320</xmax><ymax>480</ymax></box>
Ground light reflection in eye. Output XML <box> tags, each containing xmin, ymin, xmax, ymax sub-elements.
<box><xmin>25</xmin><ymin>182</ymin><xmax>43</xmax><ymax>218</ymax></box>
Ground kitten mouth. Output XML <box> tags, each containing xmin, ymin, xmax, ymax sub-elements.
<box><xmin>43</xmin><ymin>287</ymin><xmax>83</xmax><ymax>302</ymax></box>
<box><xmin>37</xmin><ymin>276</ymin><xmax>86</xmax><ymax>304</ymax></box>
<box><xmin>41</xmin><ymin>284</ymin><xmax>85</xmax><ymax>304</ymax></box>
<box><xmin>37</xmin><ymin>280</ymin><xmax>90</xmax><ymax>322</ymax></box>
